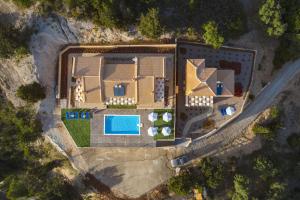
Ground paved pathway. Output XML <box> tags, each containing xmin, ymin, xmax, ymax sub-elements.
<box><xmin>186</xmin><ymin>58</ymin><xmax>300</xmax><ymax>158</ymax></box>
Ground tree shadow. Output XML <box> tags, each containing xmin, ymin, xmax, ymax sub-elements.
<box><xmin>88</xmin><ymin>165</ymin><xmax>124</xmax><ymax>189</ymax></box>
<box><xmin>82</xmin><ymin>166</ymin><xmax>128</xmax><ymax>200</ymax></box>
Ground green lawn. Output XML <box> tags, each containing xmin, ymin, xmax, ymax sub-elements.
<box><xmin>153</xmin><ymin>109</ymin><xmax>175</xmax><ymax>141</ymax></box>
<box><xmin>61</xmin><ymin>109</ymin><xmax>91</xmax><ymax>147</ymax></box>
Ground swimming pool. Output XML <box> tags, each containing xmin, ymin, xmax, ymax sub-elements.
<box><xmin>104</xmin><ymin>115</ymin><xmax>141</xmax><ymax>135</ymax></box>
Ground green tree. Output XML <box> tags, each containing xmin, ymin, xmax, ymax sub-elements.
<box><xmin>138</xmin><ymin>8</ymin><xmax>163</xmax><ymax>39</ymax></box>
<box><xmin>168</xmin><ymin>172</ymin><xmax>194</xmax><ymax>195</ymax></box>
<box><xmin>259</xmin><ymin>0</ymin><xmax>287</xmax><ymax>37</ymax></box>
<box><xmin>232</xmin><ymin>174</ymin><xmax>249</xmax><ymax>200</ymax></box>
<box><xmin>0</xmin><ymin>100</ymin><xmax>41</xmax><ymax>178</ymax></box>
<box><xmin>0</xmin><ymin>21</ymin><xmax>31</xmax><ymax>58</ymax></box>
<box><xmin>253</xmin><ymin>156</ymin><xmax>278</xmax><ymax>180</ymax></box>
<box><xmin>16</xmin><ymin>82</ymin><xmax>46</xmax><ymax>103</ymax></box>
<box><xmin>91</xmin><ymin>0</ymin><xmax>119</xmax><ymax>28</ymax></box>
<box><xmin>202</xmin><ymin>21</ymin><xmax>224</xmax><ymax>49</ymax></box>
<box><xmin>199</xmin><ymin>157</ymin><xmax>224</xmax><ymax>189</ymax></box>
<box><xmin>0</xmin><ymin>92</ymin><xmax>80</xmax><ymax>199</ymax></box>
<box><xmin>266</xmin><ymin>182</ymin><xmax>286</xmax><ymax>200</ymax></box>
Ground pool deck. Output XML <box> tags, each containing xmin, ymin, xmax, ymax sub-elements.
<box><xmin>91</xmin><ymin>109</ymin><xmax>156</xmax><ymax>147</ymax></box>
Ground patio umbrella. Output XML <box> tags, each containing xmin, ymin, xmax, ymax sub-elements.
<box><xmin>163</xmin><ymin>112</ymin><xmax>172</xmax><ymax>122</ymax></box>
<box><xmin>226</xmin><ymin>106</ymin><xmax>236</xmax><ymax>116</ymax></box>
<box><xmin>162</xmin><ymin>127</ymin><xmax>171</xmax><ymax>136</ymax></box>
<box><xmin>148</xmin><ymin>112</ymin><xmax>158</xmax><ymax>122</ymax></box>
<box><xmin>148</xmin><ymin>127</ymin><xmax>158</xmax><ymax>136</ymax></box>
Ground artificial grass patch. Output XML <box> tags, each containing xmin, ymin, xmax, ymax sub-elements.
<box><xmin>61</xmin><ymin>109</ymin><xmax>90</xmax><ymax>147</ymax></box>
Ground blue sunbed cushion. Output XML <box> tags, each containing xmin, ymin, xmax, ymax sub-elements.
<box><xmin>80</xmin><ymin>112</ymin><xmax>90</xmax><ymax>119</ymax></box>
<box><xmin>66</xmin><ymin>112</ymin><xmax>79</xmax><ymax>120</ymax></box>
<box><xmin>219</xmin><ymin>108</ymin><xmax>227</xmax><ymax>116</ymax></box>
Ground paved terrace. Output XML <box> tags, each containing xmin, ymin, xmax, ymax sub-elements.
<box><xmin>90</xmin><ymin>109</ymin><xmax>156</xmax><ymax>147</ymax></box>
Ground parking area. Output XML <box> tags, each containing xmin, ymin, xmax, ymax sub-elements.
<box><xmin>176</xmin><ymin>42</ymin><xmax>255</xmax><ymax>138</ymax></box>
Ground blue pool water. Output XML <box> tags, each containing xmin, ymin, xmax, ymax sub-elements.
<box><xmin>104</xmin><ymin>115</ymin><xmax>140</xmax><ymax>135</ymax></box>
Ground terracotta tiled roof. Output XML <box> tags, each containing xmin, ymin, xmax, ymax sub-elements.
<box><xmin>69</xmin><ymin>53</ymin><xmax>174</xmax><ymax>108</ymax></box>
<box><xmin>185</xmin><ymin>59</ymin><xmax>234</xmax><ymax>97</ymax></box>
<box><xmin>186</xmin><ymin>60</ymin><xmax>200</xmax><ymax>95</ymax></box>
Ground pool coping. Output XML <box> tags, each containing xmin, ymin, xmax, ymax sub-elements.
<box><xmin>103</xmin><ymin>114</ymin><xmax>141</xmax><ymax>136</ymax></box>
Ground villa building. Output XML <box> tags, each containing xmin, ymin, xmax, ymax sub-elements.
<box><xmin>57</xmin><ymin>45</ymin><xmax>177</xmax><ymax>147</ymax></box>
<box><xmin>185</xmin><ymin>59</ymin><xmax>234</xmax><ymax>107</ymax></box>
<box><xmin>58</xmin><ymin>49</ymin><xmax>175</xmax><ymax>110</ymax></box>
